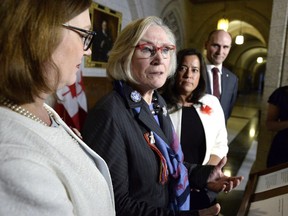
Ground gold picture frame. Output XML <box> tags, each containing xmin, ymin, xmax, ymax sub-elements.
<box><xmin>85</xmin><ymin>2</ymin><xmax>122</xmax><ymax>68</ymax></box>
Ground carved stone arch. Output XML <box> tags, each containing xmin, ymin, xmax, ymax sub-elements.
<box><xmin>195</xmin><ymin>7</ymin><xmax>270</xmax><ymax>53</ymax></box>
<box><xmin>161</xmin><ymin>7</ymin><xmax>183</xmax><ymax>50</ymax></box>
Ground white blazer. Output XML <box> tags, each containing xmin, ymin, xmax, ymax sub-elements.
<box><xmin>169</xmin><ymin>94</ymin><xmax>228</xmax><ymax>165</ymax></box>
<box><xmin>0</xmin><ymin>104</ymin><xmax>115</xmax><ymax>216</ymax></box>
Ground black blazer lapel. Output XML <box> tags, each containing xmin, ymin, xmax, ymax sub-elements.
<box><xmin>117</xmin><ymin>81</ymin><xmax>171</xmax><ymax>144</ymax></box>
<box><xmin>156</xmin><ymin>93</ymin><xmax>174</xmax><ymax>143</ymax></box>
<box><xmin>220</xmin><ymin>68</ymin><xmax>229</xmax><ymax>102</ymax></box>
<box><xmin>137</xmin><ymin>106</ymin><xmax>169</xmax><ymax>144</ymax></box>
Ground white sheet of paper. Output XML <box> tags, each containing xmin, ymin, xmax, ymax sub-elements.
<box><xmin>248</xmin><ymin>194</ymin><xmax>288</xmax><ymax>216</ymax></box>
<box><xmin>255</xmin><ymin>168</ymin><xmax>288</xmax><ymax>193</ymax></box>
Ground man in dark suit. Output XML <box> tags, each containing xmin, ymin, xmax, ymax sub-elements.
<box><xmin>205</xmin><ymin>29</ymin><xmax>238</xmax><ymax>122</ymax></box>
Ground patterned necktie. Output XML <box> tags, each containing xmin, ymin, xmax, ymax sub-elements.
<box><xmin>212</xmin><ymin>67</ymin><xmax>220</xmax><ymax>99</ymax></box>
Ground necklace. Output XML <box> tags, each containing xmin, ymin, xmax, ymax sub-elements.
<box><xmin>0</xmin><ymin>97</ymin><xmax>53</xmax><ymax>126</ymax></box>
<box><xmin>150</xmin><ymin>95</ymin><xmax>167</xmax><ymax>116</ymax></box>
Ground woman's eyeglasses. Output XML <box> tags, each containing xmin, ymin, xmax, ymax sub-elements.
<box><xmin>62</xmin><ymin>24</ymin><xmax>96</xmax><ymax>51</ymax></box>
<box><xmin>134</xmin><ymin>43</ymin><xmax>176</xmax><ymax>59</ymax></box>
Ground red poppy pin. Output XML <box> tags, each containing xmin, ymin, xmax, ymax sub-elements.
<box><xmin>201</xmin><ymin>105</ymin><xmax>212</xmax><ymax>115</ymax></box>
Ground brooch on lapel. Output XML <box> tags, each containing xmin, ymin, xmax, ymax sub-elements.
<box><xmin>130</xmin><ymin>90</ymin><xmax>141</xmax><ymax>102</ymax></box>
<box><xmin>149</xmin><ymin>131</ymin><xmax>155</xmax><ymax>144</ymax></box>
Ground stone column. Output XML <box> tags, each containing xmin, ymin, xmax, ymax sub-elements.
<box><xmin>252</xmin><ymin>0</ymin><xmax>288</xmax><ymax>172</ymax></box>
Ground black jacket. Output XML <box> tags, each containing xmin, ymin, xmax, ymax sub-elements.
<box><xmin>82</xmin><ymin>82</ymin><xmax>214</xmax><ymax>216</ymax></box>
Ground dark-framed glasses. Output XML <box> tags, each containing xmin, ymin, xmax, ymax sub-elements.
<box><xmin>62</xmin><ymin>24</ymin><xmax>96</xmax><ymax>51</ymax></box>
<box><xmin>134</xmin><ymin>43</ymin><xmax>176</xmax><ymax>59</ymax></box>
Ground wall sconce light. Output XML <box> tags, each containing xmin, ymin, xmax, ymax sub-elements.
<box><xmin>257</xmin><ymin>57</ymin><xmax>263</xmax><ymax>63</ymax></box>
<box><xmin>217</xmin><ymin>18</ymin><xmax>229</xmax><ymax>31</ymax></box>
<box><xmin>235</xmin><ymin>21</ymin><xmax>244</xmax><ymax>45</ymax></box>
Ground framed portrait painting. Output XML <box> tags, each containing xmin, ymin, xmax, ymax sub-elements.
<box><xmin>85</xmin><ymin>2</ymin><xmax>122</xmax><ymax>68</ymax></box>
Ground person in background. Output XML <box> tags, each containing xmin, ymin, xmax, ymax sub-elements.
<box><xmin>82</xmin><ymin>16</ymin><xmax>243</xmax><ymax>216</ymax></box>
<box><xmin>161</xmin><ymin>48</ymin><xmax>228</xmax><ymax>210</ymax></box>
<box><xmin>205</xmin><ymin>29</ymin><xmax>238</xmax><ymax>123</ymax></box>
<box><xmin>0</xmin><ymin>0</ymin><xmax>115</xmax><ymax>215</ymax></box>
<box><xmin>266</xmin><ymin>85</ymin><xmax>288</xmax><ymax>168</ymax></box>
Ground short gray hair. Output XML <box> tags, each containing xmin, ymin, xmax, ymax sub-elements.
<box><xmin>107</xmin><ymin>16</ymin><xmax>177</xmax><ymax>84</ymax></box>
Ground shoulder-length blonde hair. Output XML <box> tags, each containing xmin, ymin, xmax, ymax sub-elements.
<box><xmin>0</xmin><ymin>0</ymin><xmax>91</xmax><ymax>104</ymax></box>
<box><xmin>107</xmin><ymin>16</ymin><xmax>177</xmax><ymax>84</ymax></box>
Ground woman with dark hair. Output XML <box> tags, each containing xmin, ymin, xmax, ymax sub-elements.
<box><xmin>162</xmin><ymin>48</ymin><xmax>228</xmax><ymax>209</ymax></box>
<box><xmin>0</xmin><ymin>0</ymin><xmax>115</xmax><ymax>215</ymax></box>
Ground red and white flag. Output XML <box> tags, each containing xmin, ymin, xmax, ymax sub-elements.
<box><xmin>55</xmin><ymin>70</ymin><xmax>87</xmax><ymax>130</ymax></box>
